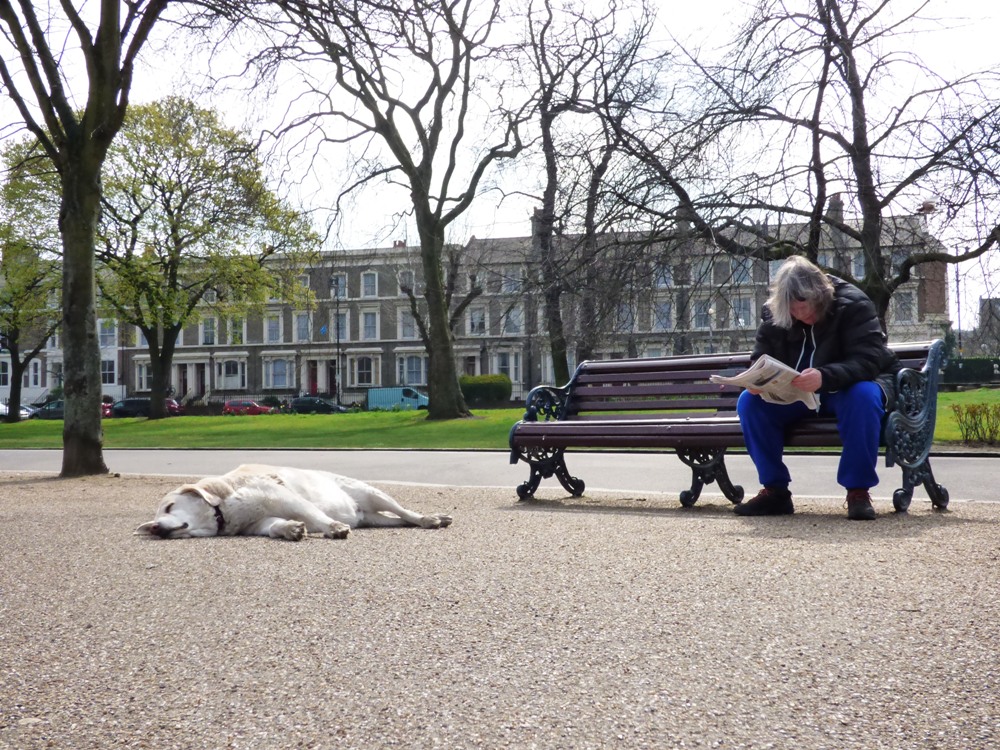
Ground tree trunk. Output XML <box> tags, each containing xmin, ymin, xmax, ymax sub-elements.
<box><xmin>4</xmin><ymin>340</ymin><xmax>25</xmax><ymax>424</ymax></box>
<box><xmin>418</xmin><ymin>220</ymin><xmax>470</xmax><ymax>419</ymax></box>
<box><xmin>58</xmin><ymin>162</ymin><xmax>108</xmax><ymax>476</ymax></box>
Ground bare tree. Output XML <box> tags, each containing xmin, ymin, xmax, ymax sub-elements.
<box><xmin>520</xmin><ymin>0</ymin><xmax>665</xmax><ymax>382</ymax></box>
<box><xmin>0</xmin><ymin>0</ymin><xmax>174</xmax><ymax>474</ymax></box>
<box><xmin>214</xmin><ymin>0</ymin><xmax>532</xmax><ymax>418</ymax></box>
<box><xmin>618</xmin><ymin>0</ymin><xmax>1000</xmax><ymax>330</ymax></box>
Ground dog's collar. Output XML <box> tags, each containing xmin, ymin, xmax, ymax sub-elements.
<box><xmin>213</xmin><ymin>504</ymin><xmax>226</xmax><ymax>534</ymax></box>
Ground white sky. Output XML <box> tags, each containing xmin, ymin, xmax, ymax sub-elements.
<box><xmin>2</xmin><ymin>0</ymin><xmax>999</xmax><ymax>327</ymax></box>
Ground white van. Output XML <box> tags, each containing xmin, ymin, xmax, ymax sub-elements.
<box><xmin>365</xmin><ymin>387</ymin><xmax>429</xmax><ymax>411</ymax></box>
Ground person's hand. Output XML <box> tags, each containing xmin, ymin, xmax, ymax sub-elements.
<box><xmin>792</xmin><ymin>368</ymin><xmax>822</xmax><ymax>392</ymax></box>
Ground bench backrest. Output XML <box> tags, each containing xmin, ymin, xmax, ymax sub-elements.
<box><xmin>560</xmin><ymin>341</ymin><xmax>940</xmax><ymax>420</ymax></box>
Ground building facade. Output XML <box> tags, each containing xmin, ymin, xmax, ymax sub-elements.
<box><xmin>2</xmin><ymin>222</ymin><xmax>951</xmax><ymax>408</ymax></box>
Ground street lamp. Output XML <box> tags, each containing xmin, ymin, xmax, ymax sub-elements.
<box><xmin>331</xmin><ymin>275</ymin><xmax>342</xmax><ymax>405</ymax></box>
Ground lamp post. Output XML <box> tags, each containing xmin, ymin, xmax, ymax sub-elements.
<box><xmin>332</xmin><ymin>275</ymin><xmax>342</xmax><ymax>405</ymax></box>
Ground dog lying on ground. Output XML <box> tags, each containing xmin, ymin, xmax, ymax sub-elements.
<box><xmin>135</xmin><ymin>463</ymin><xmax>452</xmax><ymax>541</ymax></box>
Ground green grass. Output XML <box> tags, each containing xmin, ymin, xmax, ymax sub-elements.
<box><xmin>0</xmin><ymin>409</ymin><xmax>527</xmax><ymax>450</ymax></box>
<box><xmin>0</xmin><ymin>389</ymin><xmax>991</xmax><ymax>450</ymax></box>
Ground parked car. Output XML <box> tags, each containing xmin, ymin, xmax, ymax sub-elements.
<box><xmin>289</xmin><ymin>396</ymin><xmax>349</xmax><ymax>414</ymax></box>
<box><xmin>223</xmin><ymin>399</ymin><xmax>276</xmax><ymax>415</ymax></box>
<box><xmin>111</xmin><ymin>397</ymin><xmax>184</xmax><ymax>418</ymax></box>
<box><xmin>0</xmin><ymin>403</ymin><xmax>38</xmax><ymax>419</ymax></box>
<box><xmin>30</xmin><ymin>400</ymin><xmax>65</xmax><ymax>419</ymax></box>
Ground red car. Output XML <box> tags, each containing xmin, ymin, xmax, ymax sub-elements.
<box><xmin>222</xmin><ymin>399</ymin><xmax>275</xmax><ymax>415</ymax></box>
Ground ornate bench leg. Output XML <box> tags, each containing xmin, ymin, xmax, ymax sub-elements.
<box><xmin>510</xmin><ymin>447</ymin><xmax>585</xmax><ymax>500</ymax></box>
<box><xmin>675</xmin><ymin>448</ymin><xmax>745</xmax><ymax>507</ymax></box>
<box><xmin>893</xmin><ymin>459</ymin><xmax>949</xmax><ymax>513</ymax></box>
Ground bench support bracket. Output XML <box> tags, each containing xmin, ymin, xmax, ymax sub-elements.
<box><xmin>675</xmin><ymin>448</ymin><xmax>745</xmax><ymax>506</ymax></box>
<box><xmin>510</xmin><ymin>446</ymin><xmax>585</xmax><ymax>500</ymax></box>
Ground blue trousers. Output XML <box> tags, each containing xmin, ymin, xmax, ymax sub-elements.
<box><xmin>736</xmin><ymin>381</ymin><xmax>885</xmax><ymax>490</ymax></box>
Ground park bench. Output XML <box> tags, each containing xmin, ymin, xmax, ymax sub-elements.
<box><xmin>509</xmin><ymin>339</ymin><xmax>948</xmax><ymax>512</ymax></box>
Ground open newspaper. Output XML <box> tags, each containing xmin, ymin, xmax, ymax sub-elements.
<box><xmin>710</xmin><ymin>354</ymin><xmax>820</xmax><ymax>410</ymax></box>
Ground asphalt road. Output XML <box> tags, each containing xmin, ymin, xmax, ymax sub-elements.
<box><xmin>0</xmin><ymin>448</ymin><xmax>992</xmax><ymax>505</ymax></box>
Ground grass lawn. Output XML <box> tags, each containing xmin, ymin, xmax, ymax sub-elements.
<box><xmin>0</xmin><ymin>389</ymin><xmax>991</xmax><ymax>450</ymax></box>
<box><xmin>0</xmin><ymin>409</ymin><xmax>527</xmax><ymax>450</ymax></box>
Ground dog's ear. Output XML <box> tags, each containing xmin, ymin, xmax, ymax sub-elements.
<box><xmin>179</xmin><ymin>477</ymin><xmax>234</xmax><ymax>507</ymax></box>
<box><xmin>134</xmin><ymin>521</ymin><xmax>156</xmax><ymax>535</ymax></box>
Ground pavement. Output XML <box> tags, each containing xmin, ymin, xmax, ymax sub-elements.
<box><xmin>1</xmin><ymin>450</ymin><xmax>997</xmax><ymax>749</ymax></box>
<box><xmin>0</xmin><ymin>448</ymin><xmax>995</xmax><ymax>503</ymax></box>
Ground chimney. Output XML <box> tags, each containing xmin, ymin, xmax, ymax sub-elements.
<box><xmin>825</xmin><ymin>193</ymin><xmax>844</xmax><ymax>223</ymax></box>
<box><xmin>393</xmin><ymin>239</ymin><xmax>406</xmax><ymax>248</ymax></box>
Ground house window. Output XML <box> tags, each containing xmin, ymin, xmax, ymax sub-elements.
<box><xmin>101</xmin><ymin>359</ymin><xmax>115</xmax><ymax>385</ymax></box>
<box><xmin>352</xmin><ymin>356</ymin><xmax>377</xmax><ymax>386</ymax></box>
<box><xmin>362</xmin><ymin>271</ymin><xmax>378</xmax><ymax>298</ymax></box>
<box><xmin>653</xmin><ymin>301</ymin><xmax>672</xmax><ymax>331</ymax></box>
<box><xmin>98</xmin><ymin>319</ymin><xmax>116</xmax><ymax>348</ymax></box>
<box><xmin>218</xmin><ymin>359</ymin><xmax>247</xmax><ymax>389</ymax></box>
<box><xmin>398</xmin><ymin>355</ymin><xmax>427</xmax><ymax>385</ymax></box>
<box><xmin>768</xmin><ymin>259</ymin><xmax>784</xmax><ymax>279</ymax></box>
<box><xmin>331</xmin><ymin>273</ymin><xmax>347</xmax><ymax>299</ymax></box>
<box><xmin>656</xmin><ymin>264</ymin><xmax>673</xmax><ymax>288</ymax></box>
<box><xmin>229</xmin><ymin>318</ymin><xmax>245</xmax><ymax>345</ymax></box>
<box><xmin>614</xmin><ymin>303</ymin><xmax>635</xmax><ymax>333</ymax></box>
<box><xmin>362</xmin><ymin>311</ymin><xmax>379</xmax><ymax>340</ymax></box>
<box><xmin>497</xmin><ymin>352</ymin><xmax>520</xmax><ymax>383</ymax></box>
<box><xmin>136</xmin><ymin>362</ymin><xmax>152</xmax><ymax>391</ymax></box>
<box><xmin>333</xmin><ymin>310</ymin><xmax>348</xmax><ymax>342</ymax></box>
<box><xmin>264</xmin><ymin>359</ymin><xmax>293</xmax><ymax>389</ymax></box>
<box><xmin>298</xmin><ymin>274</ymin><xmax>310</xmax><ymax>290</ymax></box>
<box><xmin>0</xmin><ymin>361</ymin><xmax>7</xmax><ymax>387</ymax></box>
<box><xmin>295</xmin><ymin>312</ymin><xmax>311</xmax><ymax>342</ymax></box>
<box><xmin>399</xmin><ymin>309</ymin><xmax>417</xmax><ymax>339</ymax></box>
<box><xmin>731</xmin><ymin>257</ymin><xmax>752</xmax><ymax>284</ymax></box>
<box><xmin>398</xmin><ymin>270</ymin><xmax>414</xmax><ymax>296</ymax></box>
<box><xmin>202</xmin><ymin>317</ymin><xmax>216</xmax><ymax>346</ymax></box>
<box><xmin>732</xmin><ymin>297</ymin><xmax>753</xmax><ymax>328</ymax></box>
<box><xmin>468</xmin><ymin>307</ymin><xmax>486</xmax><ymax>336</ymax></box>
<box><xmin>47</xmin><ymin>330</ymin><xmax>60</xmax><ymax>350</ymax></box>
<box><xmin>895</xmin><ymin>291</ymin><xmax>915</xmax><ymax>323</ymax></box>
<box><xmin>266</xmin><ymin>315</ymin><xmax>281</xmax><ymax>344</ymax></box>
<box><xmin>852</xmin><ymin>252</ymin><xmax>866</xmax><ymax>278</ymax></box>
<box><xmin>204</xmin><ymin>290</ymin><xmax>217</xmax><ymax>304</ymax></box>
<box><xmin>501</xmin><ymin>267</ymin><xmax>522</xmax><ymax>294</ymax></box>
<box><xmin>692</xmin><ymin>258</ymin><xmax>714</xmax><ymax>286</ymax></box>
<box><xmin>694</xmin><ymin>299</ymin><xmax>713</xmax><ymax>329</ymax></box>
<box><xmin>502</xmin><ymin>307</ymin><xmax>523</xmax><ymax>335</ymax></box>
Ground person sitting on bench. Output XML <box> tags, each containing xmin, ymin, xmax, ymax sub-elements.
<box><xmin>735</xmin><ymin>255</ymin><xmax>900</xmax><ymax>520</ymax></box>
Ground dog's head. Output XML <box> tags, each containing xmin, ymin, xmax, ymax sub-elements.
<box><xmin>134</xmin><ymin>477</ymin><xmax>234</xmax><ymax>539</ymax></box>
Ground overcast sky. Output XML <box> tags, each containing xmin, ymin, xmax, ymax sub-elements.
<box><xmin>2</xmin><ymin>0</ymin><xmax>999</xmax><ymax>326</ymax></box>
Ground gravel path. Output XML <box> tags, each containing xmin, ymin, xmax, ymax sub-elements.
<box><xmin>1</xmin><ymin>472</ymin><xmax>997</xmax><ymax>749</ymax></box>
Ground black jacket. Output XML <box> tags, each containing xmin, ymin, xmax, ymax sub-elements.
<box><xmin>752</xmin><ymin>276</ymin><xmax>900</xmax><ymax>395</ymax></box>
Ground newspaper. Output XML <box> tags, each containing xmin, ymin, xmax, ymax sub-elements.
<box><xmin>710</xmin><ymin>354</ymin><xmax>820</xmax><ymax>409</ymax></box>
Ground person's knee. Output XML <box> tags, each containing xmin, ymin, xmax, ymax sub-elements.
<box><xmin>736</xmin><ymin>389</ymin><xmax>759</xmax><ymax>420</ymax></box>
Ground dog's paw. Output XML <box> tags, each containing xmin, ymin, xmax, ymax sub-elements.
<box><xmin>324</xmin><ymin>522</ymin><xmax>351</xmax><ymax>540</ymax></box>
<box><xmin>418</xmin><ymin>514</ymin><xmax>453</xmax><ymax>529</ymax></box>
<box><xmin>272</xmin><ymin>520</ymin><xmax>306</xmax><ymax>541</ymax></box>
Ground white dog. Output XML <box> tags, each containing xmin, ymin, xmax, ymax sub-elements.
<box><xmin>135</xmin><ymin>464</ymin><xmax>452</xmax><ymax>541</ymax></box>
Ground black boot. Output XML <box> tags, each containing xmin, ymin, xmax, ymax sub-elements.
<box><xmin>734</xmin><ymin>486</ymin><xmax>794</xmax><ymax>516</ymax></box>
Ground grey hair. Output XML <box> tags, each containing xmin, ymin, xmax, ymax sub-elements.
<box><xmin>766</xmin><ymin>256</ymin><xmax>835</xmax><ymax>328</ymax></box>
